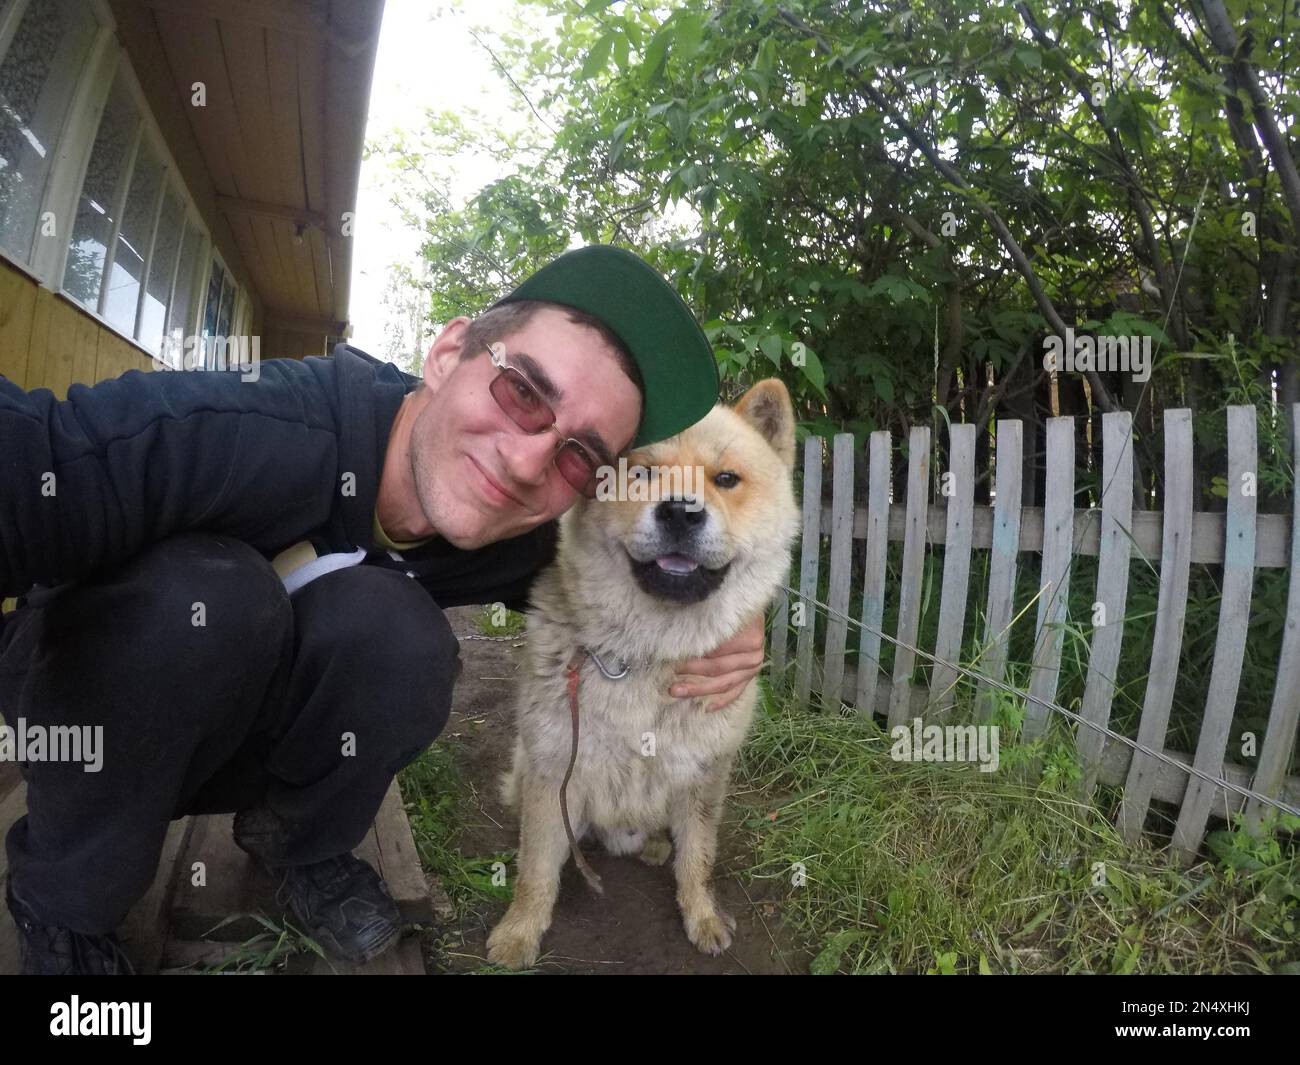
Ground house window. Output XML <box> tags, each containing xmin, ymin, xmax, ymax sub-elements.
<box><xmin>137</xmin><ymin>182</ymin><xmax>183</xmax><ymax>353</ymax></box>
<box><xmin>201</xmin><ymin>255</ymin><xmax>223</xmax><ymax>337</ymax></box>
<box><xmin>0</xmin><ymin>0</ymin><xmax>100</xmax><ymax>264</ymax></box>
<box><xmin>162</xmin><ymin>217</ymin><xmax>204</xmax><ymax>367</ymax></box>
<box><xmin>61</xmin><ymin>59</ymin><xmax>207</xmax><ymax>359</ymax></box>
<box><xmin>199</xmin><ymin>255</ymin><xmax>238</xmax><ymax>367</ymax></box>
<box><xmin>62</xmin><ymin>69</ymin><xmax>138</xmax><ymax>310</ymax></box>
<box><xmin>1</xmin><ymin>1</ymin><xmax>252</xmax><ymax>367</ymax></box>
<box><xmin>101</xmin><ymin>132</ymin><xmax>161</xmax><ymax>335</ymax></box>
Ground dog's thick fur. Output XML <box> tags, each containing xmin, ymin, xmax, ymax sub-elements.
<box><xmin>486</xmin><ymin>379</ymin><xmax>798</xmax><ymax>969</ymax></box>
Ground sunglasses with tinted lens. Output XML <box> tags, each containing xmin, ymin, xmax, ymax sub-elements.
<box><xmin>486</xmin><ymin>343</ymin><xmax>603</xmax><ymax>497</ymax></box>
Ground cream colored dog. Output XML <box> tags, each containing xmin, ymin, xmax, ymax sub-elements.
<box><xmin>487</xmin><ymin>379</ymin><xmax>798</xmax><ymax>969</ymax></box>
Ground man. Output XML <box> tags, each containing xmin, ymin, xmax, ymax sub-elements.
<box><xmin>0</xmin><ymin>245</ymin><xmax>765</xmax><ymax>975</ymax></box>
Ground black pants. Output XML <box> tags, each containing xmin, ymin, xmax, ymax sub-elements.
<box><xmin>0</xmin><ymin>532</ymin><xmax>460</xmax><ymax>935</ymax></box>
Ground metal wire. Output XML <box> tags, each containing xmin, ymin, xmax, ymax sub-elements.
<box><xmin>777</xmin><ymin>582</ymin><xmax>1300</xmax><ymax>819</ymax></box>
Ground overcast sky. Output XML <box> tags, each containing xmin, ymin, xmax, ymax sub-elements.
<box><xmin>348</xmin><ymin>0</ymin><xmax>536</xmax><ymax>360</ymax></box>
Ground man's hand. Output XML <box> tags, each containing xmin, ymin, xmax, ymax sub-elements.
<box><xmin>669</xmin><ymin>613</ymin><xmax>766</xmax><ymax>711</ymax></box>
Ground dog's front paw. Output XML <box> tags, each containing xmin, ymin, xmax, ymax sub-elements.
<box><xmin>684</xmin><ymin>905</ymin><xmax>737</xmax><ymax>956</ymax></box>
<box><xmin>487</xmin><ymin>919</ymin><xmax>543</xmax><ymax>970</ymax></box>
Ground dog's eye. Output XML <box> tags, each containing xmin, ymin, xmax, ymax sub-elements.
<box><xmin>713</xmin><ymin>471</ymin><xmax>741</xmax><ymax>489</ymax></box>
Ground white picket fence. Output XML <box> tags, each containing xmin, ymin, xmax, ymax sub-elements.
<box><xmin>769</xmin><ymin>405</ymin><xmax>1300</xmax><ymax>862</ymax></box>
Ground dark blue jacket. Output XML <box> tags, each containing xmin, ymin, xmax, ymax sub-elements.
<box><xmin>0</xmin><ymin>343</ymin><xmax>556</xmax><ymax>610</ymax></box>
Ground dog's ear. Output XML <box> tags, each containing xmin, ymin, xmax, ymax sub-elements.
<box><xmin>734</xmin><ymin>378</ymin><xmax>796</xmax><ymax>467</ymax></box>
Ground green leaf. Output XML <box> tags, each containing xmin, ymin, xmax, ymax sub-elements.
<box><xmin>612</xmin><ymin>30</ymin><xmax>630</xmax><ymax>72</ymax></box>
<box><xmin>580</xmin><ymin>0</ymin><xmax>619</xmax><ymax>13</ymax></box>
<box><xmin>751</xmin><ymin>37</ymin><xmax>777</xmax><ymax>101</ymax></box>
<box><xmin>580</xmin><ymin>32</ymin><xmax>616</xmax><ymax>81</ymax></box>
<box><xmin>641</xmin><ymin>24</ymin><xmax>672</xmax><ymax>87</ymax></box>
<box><xmin>1016</xmin><ymin>46</ymin><xmax>1041</xmax><ymax>70</ymax></box>
<box><xmin>798</xmin><ymin>345</ymin><xmax>826</xmax><ymax>398</ymax></box>
<box><xmin>674</xmin><ymin>12</ymin><xmax>706</xmax><ymax>61</ymax></box>
<box><xmin>810</xmin><ymin>929</ymin><xmax>863</xmax><ymax>975</ymax></box>
<box><xmin>608</xmin><ymin>116</ymin><xmax>635</xmax><ymax>168</ymax></box>
<box><xmin>759</xmin><ymin>334</ymin><xmax>783</xmax><ymax>366</ymax></box>
<box><xmin>875</xmin><ymin>372</ymin><xmax>894</xmax><ymax>405</ymax></box>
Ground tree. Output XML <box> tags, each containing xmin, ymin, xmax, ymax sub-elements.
<box><xmin>376</xmin><ymin>0</ymin><xmax>1299</xmax><ymax>504</ymax></box>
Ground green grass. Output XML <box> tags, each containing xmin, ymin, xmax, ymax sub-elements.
<box><xmin>398</xmin><ymin>742</ymin><xmax>513</xmax><ymax>916</ymax></box>
<box><xmin>472</xmin><ymin>604</ymin><xmax>528</xmax><ymax>638</ymax></box>
<box><xmin>727</xmin><ymin>682</ymin><xmax>1300</xmax><ymax>975</ymax></box>
<box><xmin>171</xmin><ymin>914</ymin><xmax>326</xmax><ymax>974</ymax></box>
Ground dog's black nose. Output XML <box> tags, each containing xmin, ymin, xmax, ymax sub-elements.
<box><xmin>654</xmin><ymin>498</ymin><xmax>705</xmax><ymax>531</ymax></box>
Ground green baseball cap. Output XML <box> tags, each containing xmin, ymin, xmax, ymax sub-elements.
<box><xmin>490</xmin><ymin>244</ymin><xmax>719</xmax><ymax>447</ymax></box>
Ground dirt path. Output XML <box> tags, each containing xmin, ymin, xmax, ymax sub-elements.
<box><xmin>428</xmin><ymin>607</ymin><xmax>808</xmax><ymax>975</ymax></box>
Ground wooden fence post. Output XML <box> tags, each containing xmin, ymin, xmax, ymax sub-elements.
<box><xmin>856</xmin><ymin>431</ymin><xmax>891</xmax><ymax>717</ymax></box>
<box><xmin>887</xmin><ymin>426</ymin><xmax>930</xmax><ymax>730</ymax></box>
<box><xmin>1119</xmin><ymin>408</ymin><xmax>1193</xmax><ymax>844</ymax></box>
<box><xmin>975</xmin><ymin>420</ymin><xmax>1023</xmax><ymax>722</ymax></box>
<box><xmin>1173</xmin><ymin>406</ymin><xmax>1257</xmax><ymax>862</ymax></box>
<box><xmin>820</xmin><ymin>434</ymin><xmax>855</xmax><ymax>711</ymax></box>
<box><xmin>929</xmin><ymin>423</ymin><xmax>975</xmax><ymax>719</ymax></box>
<box><xmin>1078</xmin><ymin>411</ymin><xmax>1135</xmax><ymax>798</ymax></box>
<box><xmin>1245</xmin><ymin>403</ymin><xmax>1300</xmax><ymax>833</ymax></box>
<box><xmin>793</xmin><ymin>436</ymin><xmax>823</xmax><ymax>706</ymax></box>
<box><xmin>1024</xmin><ymin>417</ymin><xmax>1076</xmax><ymax>742</ymax></box>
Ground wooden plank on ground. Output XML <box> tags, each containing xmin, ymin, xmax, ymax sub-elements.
<box><xmin>1118</xmin><ymin>408</ymin><xmax>1194</xmax><ymax>844</ymax></box>
<box><xmin>167</xmin><ymin>812</ymin><xmax>262</xmax><ymax>941</ymax></box>
<box><xmin>0</xmin><ymin>781</ymin><xmax>28</xmax><ymax>975</ymax></box>
<box><xmin>369</xmin><ymin>777</ymin><xmax>430</xmax><ymax>915</ymax></box>
<box><xmin>975</xmin><ymin>420</ymin><xmax>1023</xmax><ymax>722</ymax></box>
<box><xmin>793</xmin><ymin>436</ymin><xmax>823</xmax><ymax>706</ymax></box>
<box><xmin>1024</xmin><ymin>417</ymin><xmax>1075</xmax><ymax>742</ymax></box>
<box><xmin>309</xmin><ymin>934</ymin><xmax>424</xmax><ymax>975</ymax></box>
<box><xmin>0</xmin><ymin>761</ymin><xmax>20</xmax><ymax>803</ymax></box>
<box><xmin>1245</xmin><ymin>403</ymin><xmax>1300</xmax><ymax>833</ymax></box>
<box><xmin>929</xmin><ymin>423</ymin><xmax>975</xmax><ymax>719</ymax></box>
<box><xmin>820</xmin><ymin>434</ymin><xmax>855</xmax><ymax>712</ymax></box>
<box><xmin>856</xmin><ymin>430</ymin><xmax>890</xmax><ymax>716</ymax></box>
<box><xmin>117</xmin><ymin>817</ymin><xmax>195</xmax><ymax>974</ymax></box>
<box><xmin>1079</xmin><ymin>411</ymin><xmax>1135</xmax><ymax>798</ymax></box>
<box><xmin>1172</xmin><ymin>406</ymin><xmax>1257</xmax><ymax>863</ymax></box>
<box><xmin>161</xmin><ymin>931</ymin><xmax>424</xmax><ymax>975</ymax></box>
<box><xmin>887</xmin><ymin>427</ymin><xmax>930</xmax><ymax>729</ymax></box>
<box><xmin>169</xmin><ymin>781</ymin><xmax>434</xmax><ymax>944</ymax></box>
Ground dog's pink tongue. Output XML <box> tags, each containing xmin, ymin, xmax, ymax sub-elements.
<box><xmin>656</xmin><ymin>554</ymin><xmax>699</xmax><ymax>575</ymax></box>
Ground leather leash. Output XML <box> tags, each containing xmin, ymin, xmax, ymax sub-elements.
<box><xmin>561</xmin><ymin>648</ymin><xmax>604</xmax><ymax>894</ymax></box>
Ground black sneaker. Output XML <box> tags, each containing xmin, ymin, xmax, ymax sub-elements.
<box><xmin>270</xmin><ymin>854</ymin><xmax>402</xmax><ymax>965</ymax></box>
<box><xmin>5</xmin><ymin>879</ymin><xmax>136</xmax><ymax>975</ymax></box>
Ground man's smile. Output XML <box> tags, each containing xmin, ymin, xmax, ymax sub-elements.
<box><xmin>467</xmin><ymin>453</ymin><xmax>527</xmax><ymax>509</ymax></box>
